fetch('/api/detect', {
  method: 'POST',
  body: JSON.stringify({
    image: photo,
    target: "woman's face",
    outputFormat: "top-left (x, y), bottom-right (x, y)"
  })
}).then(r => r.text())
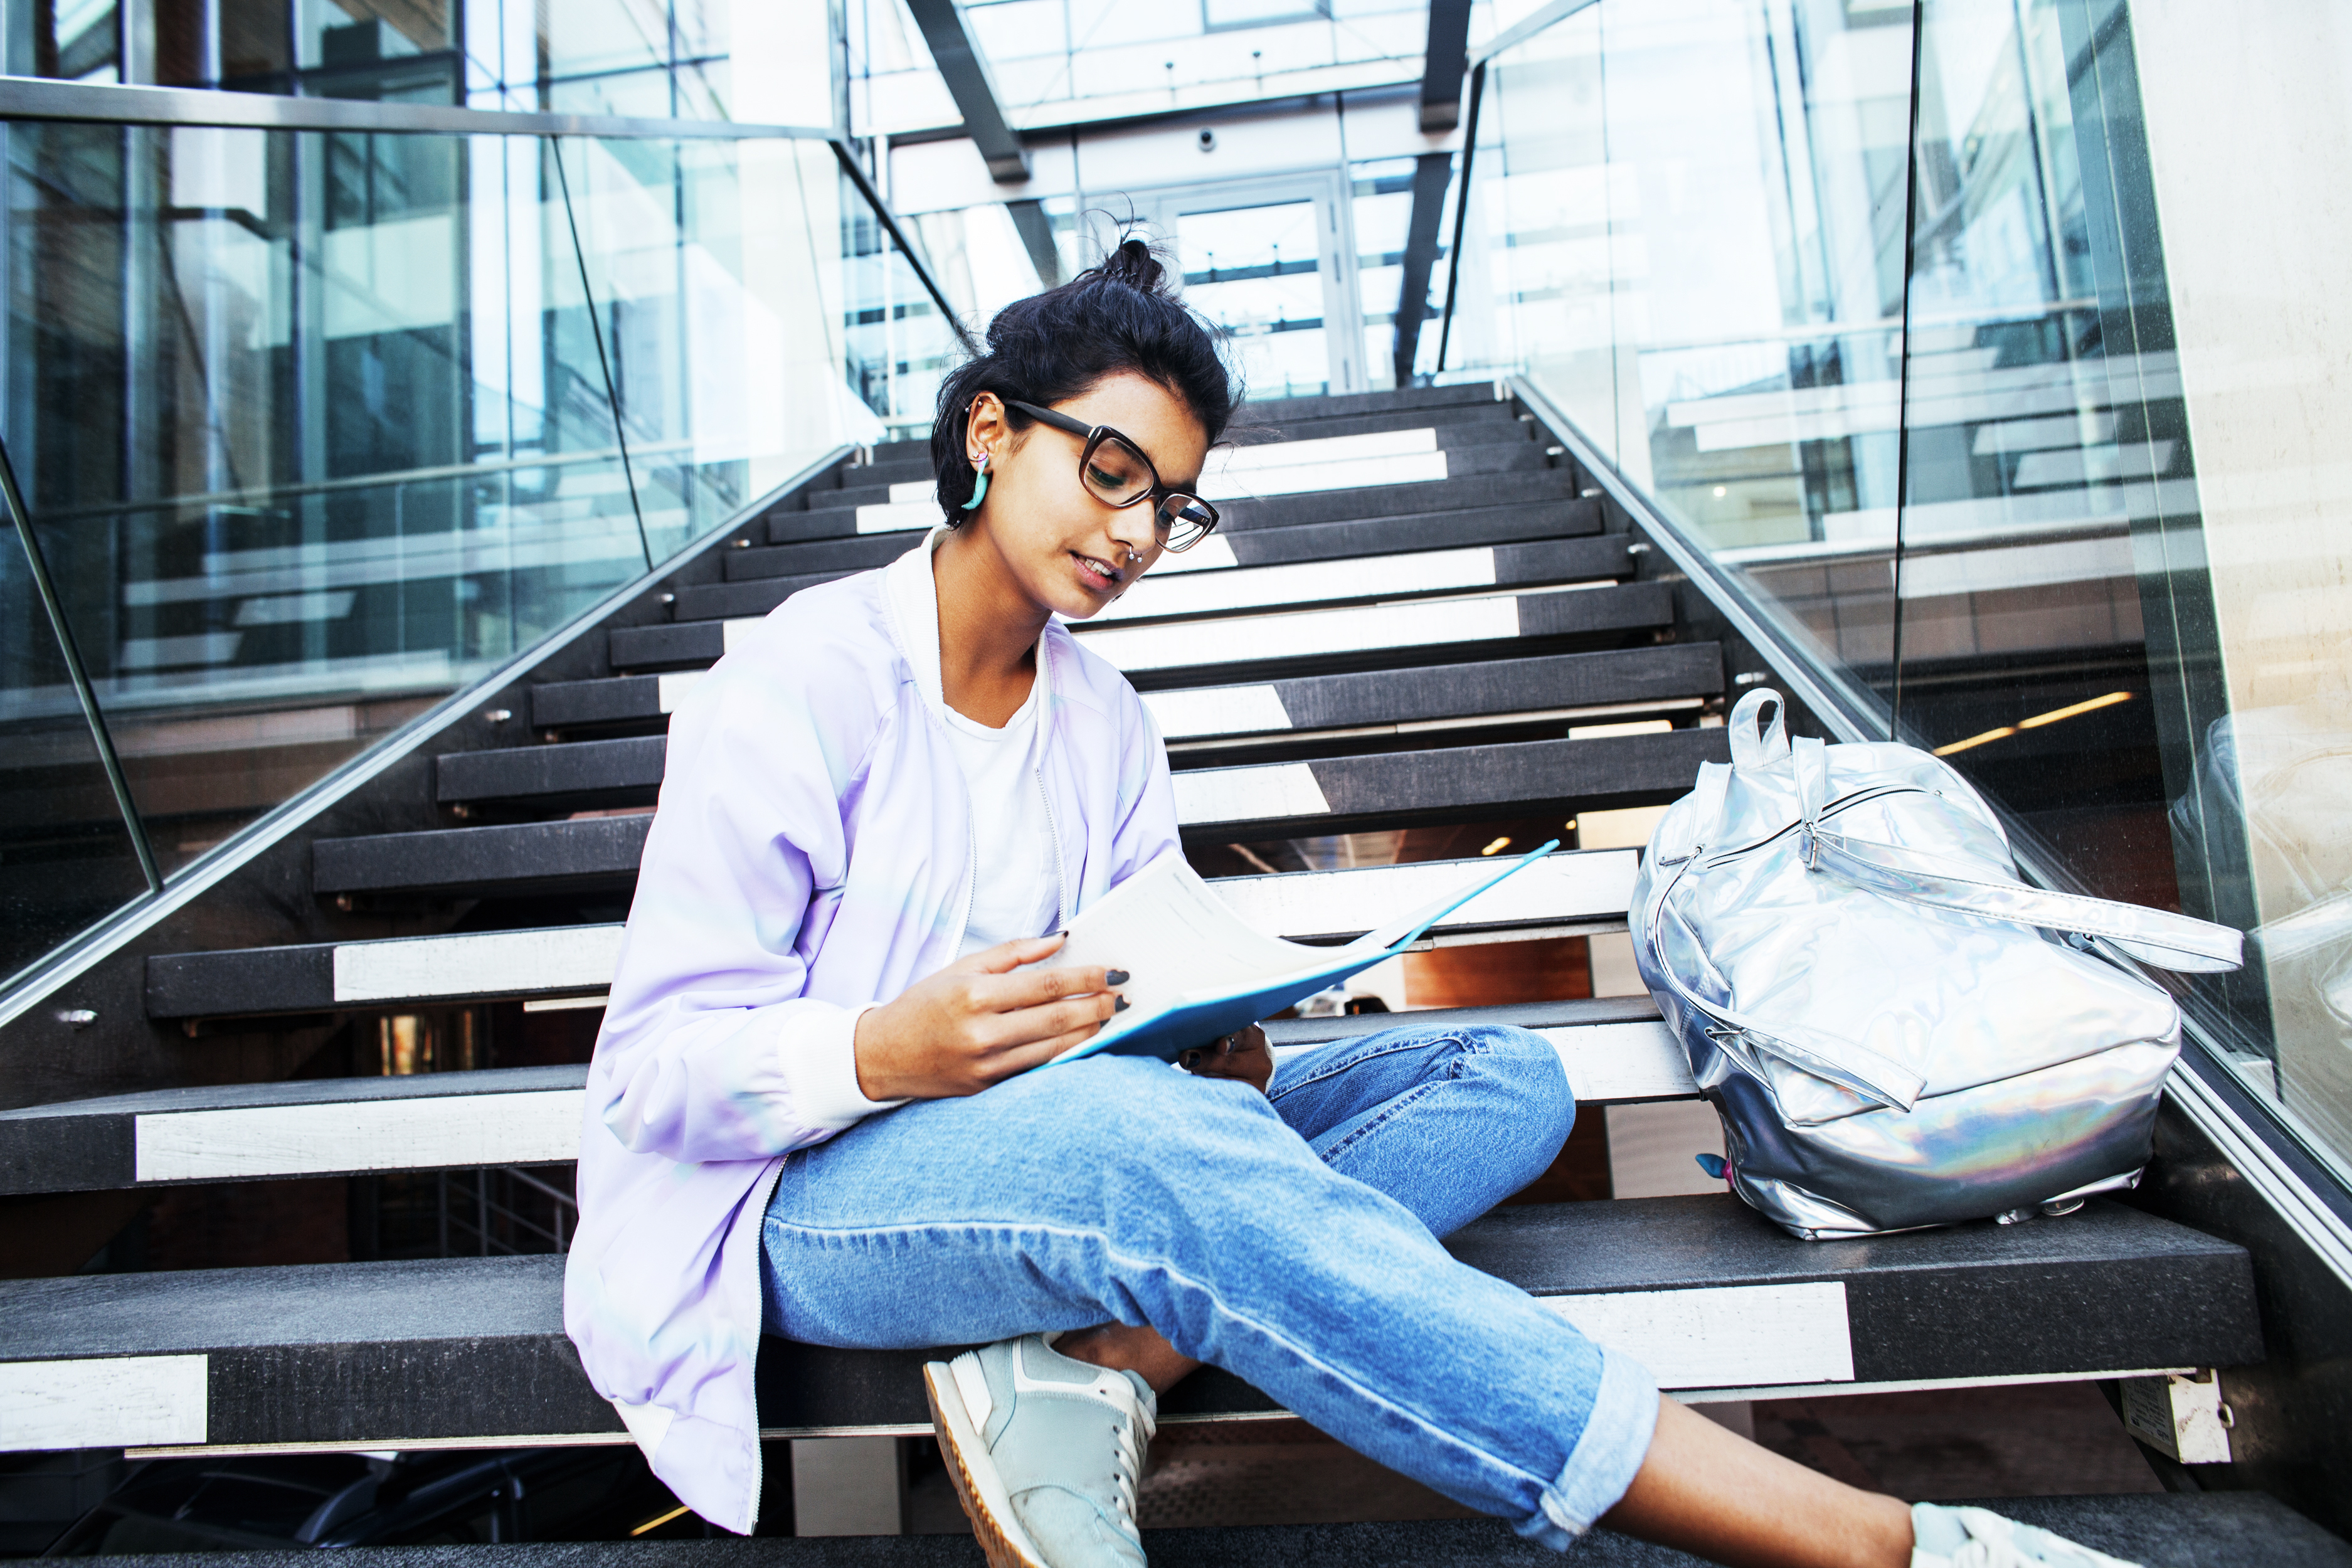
top-left (963, 371), bottom-right (1211, 621)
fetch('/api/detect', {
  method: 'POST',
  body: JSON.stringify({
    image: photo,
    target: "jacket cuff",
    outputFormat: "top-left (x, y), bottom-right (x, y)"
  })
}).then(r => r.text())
top-left (776, 1002), bottom-right (904, 1133)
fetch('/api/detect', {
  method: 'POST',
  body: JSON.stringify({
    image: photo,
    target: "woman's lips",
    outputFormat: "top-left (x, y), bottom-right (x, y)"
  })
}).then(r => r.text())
top-left (1072, 552), bottom-right (1122, 591)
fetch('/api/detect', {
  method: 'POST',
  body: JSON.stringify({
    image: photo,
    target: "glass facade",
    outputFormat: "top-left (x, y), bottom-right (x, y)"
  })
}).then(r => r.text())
top-left (1439, 0), bottom-right (2352, 1187)
top-left (0, 102), bottom-right (934, 988)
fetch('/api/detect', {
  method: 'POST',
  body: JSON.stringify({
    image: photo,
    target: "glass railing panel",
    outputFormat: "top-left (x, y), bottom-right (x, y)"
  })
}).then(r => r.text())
top-left (4, 0), bottom-right (122, 82)
top-left (554, 135), bottom-right (860, 563)
top-left (1456, 0), bottom-right (1915, 717)
top-left (840, 197), bottom-right (960, 443)
top-left (1889, 0), bottom-right (2352, 1184)
top-left (0, 503), bottom-right (154, 984)
top-left (0, 119), bottom-right (850, 883)
top-left (1887, 0), bottom-right (2186, 902)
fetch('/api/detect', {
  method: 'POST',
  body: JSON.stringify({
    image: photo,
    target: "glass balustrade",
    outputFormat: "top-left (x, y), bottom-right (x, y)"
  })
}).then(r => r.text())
top-left (1439, 0), bottom-right (2352, 1189)
top-left (0, 110), bottom-right (921, 990)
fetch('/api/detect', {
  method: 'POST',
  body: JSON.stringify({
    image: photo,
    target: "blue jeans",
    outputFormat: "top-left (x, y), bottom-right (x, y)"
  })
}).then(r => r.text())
top-left (760, 1023), bottom-right (1660, 1547)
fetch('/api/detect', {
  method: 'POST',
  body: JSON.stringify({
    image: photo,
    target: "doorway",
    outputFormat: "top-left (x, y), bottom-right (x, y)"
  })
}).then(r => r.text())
top-left (1120, 172), bottom-right (1366, 401)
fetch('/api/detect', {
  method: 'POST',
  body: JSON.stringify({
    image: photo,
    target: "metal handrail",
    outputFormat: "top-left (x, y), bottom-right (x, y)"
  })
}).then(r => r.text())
top-left (0, 76), bottom-right (833, 141)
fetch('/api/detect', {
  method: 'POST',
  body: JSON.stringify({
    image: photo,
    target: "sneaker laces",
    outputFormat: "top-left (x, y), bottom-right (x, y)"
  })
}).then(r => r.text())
top-left (1105, 1384), bottom-right (1157, 1539)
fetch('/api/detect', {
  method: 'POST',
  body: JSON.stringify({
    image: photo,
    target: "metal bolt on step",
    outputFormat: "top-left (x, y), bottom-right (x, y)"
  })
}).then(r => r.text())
top-left (1734, 671), bottom-right (1771, 686)
top-left (484, 709), bottom-right (512, 724)
top-left (659, 593), bottom-right (675, 605)
top-left (1581, 487), bottom-right (1601, 497)
top-left (450, 803), bottom-right (471, 819)
top-left (1546, 445), bottom-right (1565, 457)
top-left (335, 895), bottom-right (354, 913)
top-left (734, 538), bottom-right (751, 548)
top-left (1626, 543), bottom-right (1651, 555)
top-left (55, 1009), bottom-right (95, 1029)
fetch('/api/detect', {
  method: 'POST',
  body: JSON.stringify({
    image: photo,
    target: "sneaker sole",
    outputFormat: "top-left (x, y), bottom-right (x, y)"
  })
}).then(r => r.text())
top-left (923, 1359), bottom-right (1050, 1568)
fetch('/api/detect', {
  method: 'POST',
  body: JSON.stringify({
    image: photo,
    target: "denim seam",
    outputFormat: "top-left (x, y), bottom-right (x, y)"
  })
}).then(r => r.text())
top-left (761, 1212), bottom-right (1562, 1495)
top-left (1269, 1029), bottom-right (1483, 1102)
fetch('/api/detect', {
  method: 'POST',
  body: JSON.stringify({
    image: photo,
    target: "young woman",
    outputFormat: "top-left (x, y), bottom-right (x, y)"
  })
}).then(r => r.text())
top-left (566, 243), bottom-right (2135, 1568)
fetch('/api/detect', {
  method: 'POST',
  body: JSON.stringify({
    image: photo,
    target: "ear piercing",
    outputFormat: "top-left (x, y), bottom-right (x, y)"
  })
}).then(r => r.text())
top-left (961, 451), bottom-right (990, 511)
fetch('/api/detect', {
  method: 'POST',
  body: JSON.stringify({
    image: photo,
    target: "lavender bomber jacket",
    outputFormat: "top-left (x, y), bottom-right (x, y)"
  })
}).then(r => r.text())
top-left (564, 536), bottom-right (1180, 1532)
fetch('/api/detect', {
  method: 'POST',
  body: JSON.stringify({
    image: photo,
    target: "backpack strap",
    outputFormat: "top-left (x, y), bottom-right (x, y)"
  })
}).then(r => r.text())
top-left (1801, 827), bottom-right (2243, 973)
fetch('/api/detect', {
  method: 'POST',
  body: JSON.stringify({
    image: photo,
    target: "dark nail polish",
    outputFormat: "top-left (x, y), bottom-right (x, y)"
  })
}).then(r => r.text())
top-left (1105, 969), bottom-right (1130, 986)
top-left (1114, 997), bottom-right (1130, 1012)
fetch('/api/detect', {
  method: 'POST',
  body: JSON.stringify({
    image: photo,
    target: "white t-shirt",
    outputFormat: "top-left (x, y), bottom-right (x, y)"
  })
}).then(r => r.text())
top-left (941, 676), bottom-right (1062, 956)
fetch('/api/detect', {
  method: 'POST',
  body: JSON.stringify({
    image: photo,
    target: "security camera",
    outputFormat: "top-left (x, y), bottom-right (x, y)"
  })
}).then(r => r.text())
top-left (1197, 128), bottom-right (1216, 153)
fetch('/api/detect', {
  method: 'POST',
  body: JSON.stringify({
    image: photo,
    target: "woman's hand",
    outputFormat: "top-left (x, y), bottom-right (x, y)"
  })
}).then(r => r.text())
top-left (1178, 1023), bottom-right (1274, 1094)
top-left (853, 935), bottom-right (1124, 1100)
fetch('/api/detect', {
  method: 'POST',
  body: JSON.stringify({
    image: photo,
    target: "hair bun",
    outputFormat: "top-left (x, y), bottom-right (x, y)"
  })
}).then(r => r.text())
top-left (1094, 237), bottom-right (1170, 295)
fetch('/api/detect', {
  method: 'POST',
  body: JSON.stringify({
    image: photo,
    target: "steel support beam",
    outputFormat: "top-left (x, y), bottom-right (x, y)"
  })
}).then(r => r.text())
top-left (1007, 198), bottom-right (1062, 286)
top-left (904, 0), bottom-right (1031, 183)
top-left (1420, 0), bottom-right (1475, 132)
top-left (1391, 152), bottom-right (1456, 385)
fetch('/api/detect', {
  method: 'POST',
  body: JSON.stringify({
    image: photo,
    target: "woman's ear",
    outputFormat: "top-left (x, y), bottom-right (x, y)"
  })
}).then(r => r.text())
top-left (965, 391), bottom-right (1011, 467)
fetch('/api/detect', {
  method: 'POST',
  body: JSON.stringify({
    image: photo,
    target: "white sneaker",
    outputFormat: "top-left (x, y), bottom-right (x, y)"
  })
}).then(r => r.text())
top-left (1912, 1503), bottom-right (2143, 1567)
top-left (924, 1333), bottom-right (1157, 1568)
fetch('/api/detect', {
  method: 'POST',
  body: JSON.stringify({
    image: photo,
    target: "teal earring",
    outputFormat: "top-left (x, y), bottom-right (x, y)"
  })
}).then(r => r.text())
top-left (960, 453), bottom-right (990, 511)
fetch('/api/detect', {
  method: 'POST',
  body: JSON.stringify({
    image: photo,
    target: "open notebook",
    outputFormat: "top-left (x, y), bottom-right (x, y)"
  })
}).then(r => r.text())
top-left (1037, 839), bottom-right (1560, 1067)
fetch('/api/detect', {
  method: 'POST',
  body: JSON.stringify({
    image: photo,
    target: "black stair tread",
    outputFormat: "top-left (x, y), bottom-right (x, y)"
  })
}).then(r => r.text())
top-left (309, 725), bottom-right (1714, 897)
top-left (1117, 581), bottom-right (1675, 690)
top-left (50, 1502), bottom-right (2341, 1568)
top-left (0, 1065), bottom-right (586, 1197)
top-left (530, 672), bottom-right (665, 729)
top-left (0, 1197), bottom-right (2258, 1450)
top-left (438, 737), bottom-right (664, 806)
top-left (1160, 645), bottom-right (1725, 743)
top-left (6, 1004), bottom-right (1688, 1194)
top-left (801, 430), bottom-right (1546, 516)
top-left (1174, 728), bottom-right (1729, 839)
top-left (1223, 403), bottom-right (1539, 444)
top-left (765, 445), bottom-right (1560, 545)
top-left (561, 628), bottom-right (1706, 738)
top-left (689, 530), bottom-right (1623, 627)
top-left (615, 580), bottom-right (1673, 679)
top-left (314, 814), bottom-right (653, 896)
top-left (728, 497), bottom-right (1606, 585)
top-left (767, 467), bottom-right (1590, 545)
top-left (1237, 382), bottom-right (1504, 422)
top-left (147, 849), bottom-right (1651, 1019)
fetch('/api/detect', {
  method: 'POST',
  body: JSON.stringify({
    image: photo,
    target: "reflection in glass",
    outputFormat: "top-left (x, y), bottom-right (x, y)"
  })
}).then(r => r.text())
top-left (1177, 199), bottom-right (1327, 401)
top-left (1442, 0), bottom-right (2352, 1182)
top-left (3, 0), bottom-right (121, 82)
top-left (2, 122), bottom-right (850, 884)
top-left (0, 510), bottom-right (153, 985)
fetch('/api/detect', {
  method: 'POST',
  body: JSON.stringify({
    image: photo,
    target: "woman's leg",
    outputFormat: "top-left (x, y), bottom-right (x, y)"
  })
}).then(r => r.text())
top-left (763, 1053), bottom-right (1655, 1546)
top-left (1264, 1020), bottom-right (1575, 1237)
top-left (1055, 1020), bottom-right (1576, 1387)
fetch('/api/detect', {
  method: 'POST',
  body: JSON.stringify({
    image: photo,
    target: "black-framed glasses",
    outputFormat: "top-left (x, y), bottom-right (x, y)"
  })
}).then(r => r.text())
top-left (1004, 400), bottom-right (1221, 551)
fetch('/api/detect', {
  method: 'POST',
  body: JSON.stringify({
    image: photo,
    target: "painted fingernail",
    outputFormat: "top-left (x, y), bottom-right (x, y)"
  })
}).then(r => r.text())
top-left (1105, 969), bottom-right (1130, 986)
top-left (1114, 997), bottom-right (1130, 1012)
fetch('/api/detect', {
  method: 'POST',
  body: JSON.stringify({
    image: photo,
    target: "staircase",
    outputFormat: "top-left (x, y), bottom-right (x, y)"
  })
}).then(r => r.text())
top-left (0, 385), bottom-right (2271, 1550)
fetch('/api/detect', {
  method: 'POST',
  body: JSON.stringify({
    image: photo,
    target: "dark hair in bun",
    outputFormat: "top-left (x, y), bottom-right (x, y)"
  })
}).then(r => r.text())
top-left (930, 237), bottom-right (1237, 521)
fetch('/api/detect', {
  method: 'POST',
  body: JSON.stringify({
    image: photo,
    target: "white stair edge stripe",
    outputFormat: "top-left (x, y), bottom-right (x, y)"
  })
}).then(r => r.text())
top-left (0, 1356), bottom-right (208, 1451)
top-left (299, 856), bottom-right (1637, 1009)
top-left (1077, 593), bottom-right (1523, 673)
top-left (1549, 1281), bottom-right (1853, 1389)
top-left (1142, 684), bottom-right (1291, 738)
top-left (1210, 428), bottom-right (1437, 475)
top-left (333, 926), bottom-right (628, 1004)
top-left (135, 1089), bottom-right (586, 1183)
top-left (114, 1368), bottom-right (2201, 1456)
top-left (102, 1022), bottom-right (1687, 1185)
top-left (655, 670), bottom-right (704, 713)
top-left (1096, 546), bottom-right (1499, 625)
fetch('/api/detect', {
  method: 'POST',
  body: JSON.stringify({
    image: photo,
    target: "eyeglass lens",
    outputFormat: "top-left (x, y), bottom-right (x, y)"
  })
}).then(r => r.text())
top-left (1079, 432), bottom-right (1215, 550)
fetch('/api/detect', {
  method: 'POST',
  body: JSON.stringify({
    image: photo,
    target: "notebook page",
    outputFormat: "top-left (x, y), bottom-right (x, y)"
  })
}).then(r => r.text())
top-left (1041, 854), bottom-right (1326, 1026)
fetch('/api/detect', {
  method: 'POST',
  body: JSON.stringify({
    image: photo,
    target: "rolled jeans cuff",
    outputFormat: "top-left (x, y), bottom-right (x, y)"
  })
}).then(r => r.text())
top-left (1518, 1349), bottom-right (1660, 1549)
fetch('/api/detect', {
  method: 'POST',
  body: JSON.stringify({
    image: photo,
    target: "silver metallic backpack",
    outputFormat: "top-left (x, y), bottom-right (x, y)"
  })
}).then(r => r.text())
top-left (1629, 690), bottom-right (2243, 1239)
